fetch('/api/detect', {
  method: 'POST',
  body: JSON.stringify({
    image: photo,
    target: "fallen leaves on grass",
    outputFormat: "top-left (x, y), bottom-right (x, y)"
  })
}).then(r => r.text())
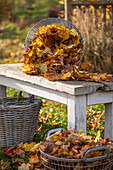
top-left (1, 142), bottom-right (43, 170)
top-left (1, 162), bottom-right (11, 170)
top-left (22, 142), bottom-right (36, 151)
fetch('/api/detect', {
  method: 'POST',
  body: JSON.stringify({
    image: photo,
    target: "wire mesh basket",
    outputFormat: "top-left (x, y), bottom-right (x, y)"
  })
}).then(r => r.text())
top-left (40, 128), bottom-right (113, 170)
top-left (0, 94), bottom-right (42, 147)
top-left (24, 18), bottom-right (85, 65)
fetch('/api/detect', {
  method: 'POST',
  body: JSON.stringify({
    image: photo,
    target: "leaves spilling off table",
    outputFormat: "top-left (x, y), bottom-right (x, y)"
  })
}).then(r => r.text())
top-left (1, 142), bottom-right (43, 169)
top-left (22, 24), bottom-right (113, 82)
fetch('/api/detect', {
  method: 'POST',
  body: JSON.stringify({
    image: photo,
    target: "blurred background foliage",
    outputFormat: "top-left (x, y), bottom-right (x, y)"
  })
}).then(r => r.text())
top-left (0, 0), bottom-right (61, 23)
top-left (0, 0), bottom-right (63, 64)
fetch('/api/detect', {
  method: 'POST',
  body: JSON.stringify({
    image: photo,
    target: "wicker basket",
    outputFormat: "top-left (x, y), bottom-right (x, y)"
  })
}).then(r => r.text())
top-left (0, 95), bottom-right (42, 147)
top-left (24, 18), bottom-right (85, 65)
top-left (40, 147), bottom-right (113, 170)
top-left (40, 128), bottom-right (113, 170)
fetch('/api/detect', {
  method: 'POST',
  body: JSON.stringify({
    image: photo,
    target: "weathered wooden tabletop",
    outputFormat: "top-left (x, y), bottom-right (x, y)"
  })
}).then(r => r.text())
top-left (0, 63), bottom-right (113, 96)
top-left (1, 63), bottom-right (113, 139)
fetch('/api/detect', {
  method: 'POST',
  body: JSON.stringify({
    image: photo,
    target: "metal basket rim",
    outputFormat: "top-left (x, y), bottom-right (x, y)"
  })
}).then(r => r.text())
top-left (39, 147), bottom-right (113, 163)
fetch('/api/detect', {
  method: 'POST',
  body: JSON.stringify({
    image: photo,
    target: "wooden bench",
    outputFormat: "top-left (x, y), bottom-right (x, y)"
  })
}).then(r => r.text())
top-left (0, 63), bottom-right (113, 139)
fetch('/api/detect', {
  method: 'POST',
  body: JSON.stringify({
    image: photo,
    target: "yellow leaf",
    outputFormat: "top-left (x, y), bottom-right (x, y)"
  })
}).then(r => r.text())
top-left (36, 48), bottom-right (43, 55)
top-left (36, 37), bottom-right (43, 47)
top-left (14, 38), bottom-right (19, 43)
top-left (28, 51), bottom-right (34, 58)
top-left (70, 28), bottom-right (78, 37)
top-left (59, 0), bottom-right (64, 4)
top-left (36, 26), bottom-right (46, 35)
top-left (62, 72), bottom-right (72, 81)
top-left (78, 129), bottom-right (83, 134)
top-left (4, 58), bottom-right (12, 63)
top-left (106, 13), bottom-right (110, 20)
top-left (22, 142), bottom-right (36, 151)
top-left (29, 154), bottom-right (39, 164)
top-left (39, 109), bottom-right (43, 115)
top-left (52, 121), bottom-right (57, 125)
top-left (95, 130), bottom-right (101, 142)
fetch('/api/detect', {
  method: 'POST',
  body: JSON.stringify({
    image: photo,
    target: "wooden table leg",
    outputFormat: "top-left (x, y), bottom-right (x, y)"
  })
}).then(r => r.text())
top-left (0, 85), bottom-right (6, 97)
top-left (105, 103), bottom-right (113, 140)
top-left (24, 92), bottom-right (30, 97)
top-left (67, 94), bottom-right (87, 133)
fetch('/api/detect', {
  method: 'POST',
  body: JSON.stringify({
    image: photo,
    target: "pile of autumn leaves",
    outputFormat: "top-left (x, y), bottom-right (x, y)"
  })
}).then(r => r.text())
top-left (22, 24), bottom-right (83, 81)
top-left (1, 128), bottom-right (113, 169)
top-left (22, 23), bottom-right (112, 82)
top-left (1, 142), bottom-right (42, 169)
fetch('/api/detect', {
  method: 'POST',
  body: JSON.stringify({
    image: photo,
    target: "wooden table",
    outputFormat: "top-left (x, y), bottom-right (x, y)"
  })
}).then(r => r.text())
top-left (0, 63), bottom-right (113, 139)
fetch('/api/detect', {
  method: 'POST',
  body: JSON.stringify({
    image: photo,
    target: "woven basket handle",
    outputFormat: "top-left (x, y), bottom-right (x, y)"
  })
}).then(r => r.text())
top-left (17, 91), bottom-right (35, 103)
top-left (28, 94), bottom-right (35, 103)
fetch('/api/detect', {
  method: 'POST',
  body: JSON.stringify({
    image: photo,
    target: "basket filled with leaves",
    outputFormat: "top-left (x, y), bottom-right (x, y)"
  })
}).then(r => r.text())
top-left (22, 18), bottom-right (113, 82)
top-left (0, 93), bottom-right (42, 147)
top-left (22, 18), bottom-right (85, 81)
top-left (39, 128), bottom-right (113, 170)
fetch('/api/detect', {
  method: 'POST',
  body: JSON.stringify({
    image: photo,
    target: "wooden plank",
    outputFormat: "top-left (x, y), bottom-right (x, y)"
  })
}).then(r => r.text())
top-left (103, 5), bottom-right (106, 42)
top-left (74, 82), bottom-right (103, 95)
top-left (65, 0), bottom-right (72, 21)
top-left (71, 1), bottom-right (113, 6)
top-left (0, 85), bottom-right (6, 97)
top-left (105, 103), bottom-right (113, 140)
top-left (76, 6), bottom-right (81, 29)
top-left (0, 75), bottom-right (68, 105)
top-left (100, 81), bottom-right (113, 91)
top-left (93, 6), bottom-right (98, 29)
top-left (112, 5), bottom-right (113, 26)
top-left (0, 64), bottom-right (104, 96)
top-left (111, 6), bottom-right (113, 71)
top-left (67, 94), bottom-right (86, 132)
top-left (87, 92), bottom-right (113, 106)
top-left (0, 64), bottom-right (75, 95)
top-left (85, 6), bottom-right (90, 44)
